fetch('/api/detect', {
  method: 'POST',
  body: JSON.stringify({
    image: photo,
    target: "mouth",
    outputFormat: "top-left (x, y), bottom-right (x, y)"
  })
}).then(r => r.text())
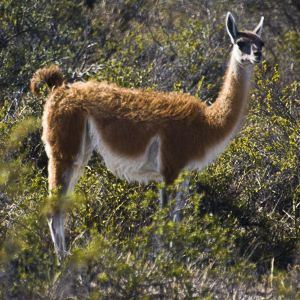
top-left (250, 55), bottom-right (263, 65)
top-left (250, 58), bottom-right (263, 65)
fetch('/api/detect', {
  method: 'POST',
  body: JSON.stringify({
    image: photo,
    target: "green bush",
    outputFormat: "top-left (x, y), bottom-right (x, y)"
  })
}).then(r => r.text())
top-left (1, 0), bottom-right (300, 298)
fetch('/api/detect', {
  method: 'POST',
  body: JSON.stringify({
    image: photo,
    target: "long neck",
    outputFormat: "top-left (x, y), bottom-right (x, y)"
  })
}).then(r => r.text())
top-left (205, 53), bottom-right (254, 141)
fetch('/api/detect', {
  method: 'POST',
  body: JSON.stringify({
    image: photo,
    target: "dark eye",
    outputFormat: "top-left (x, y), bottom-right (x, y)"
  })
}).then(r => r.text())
top-left (237, 41), bottom-right (246, 49)
top-left (260, 41), bottom-right (265, 48)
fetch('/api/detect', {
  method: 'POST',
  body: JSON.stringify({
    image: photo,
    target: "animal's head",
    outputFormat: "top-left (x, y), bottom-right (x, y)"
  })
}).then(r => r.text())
top-left (226, 12), bottom-right (264, 66)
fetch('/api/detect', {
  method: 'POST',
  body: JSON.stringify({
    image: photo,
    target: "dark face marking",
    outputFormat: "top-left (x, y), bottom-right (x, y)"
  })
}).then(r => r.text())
top-left (237, 41), bottom-right (251, 54)
top-left (235, 32), bottom-right (265, 65)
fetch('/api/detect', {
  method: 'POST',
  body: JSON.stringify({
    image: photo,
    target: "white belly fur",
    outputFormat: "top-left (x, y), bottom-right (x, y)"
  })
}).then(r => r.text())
top-left (88, 118), bottom-right (163, 183)
top-left (88, 118), bottom-right (237, 184)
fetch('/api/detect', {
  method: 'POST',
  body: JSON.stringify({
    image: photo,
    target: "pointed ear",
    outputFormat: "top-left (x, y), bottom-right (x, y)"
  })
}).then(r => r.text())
top-left (254, 16), bottom-right (264, 37)
top-left (226, 12), bottom-right (238, 44)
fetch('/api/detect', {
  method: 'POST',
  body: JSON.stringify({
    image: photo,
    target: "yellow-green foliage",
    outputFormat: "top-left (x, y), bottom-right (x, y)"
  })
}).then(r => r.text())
top-left (1, 0), bottom-right (300, 298)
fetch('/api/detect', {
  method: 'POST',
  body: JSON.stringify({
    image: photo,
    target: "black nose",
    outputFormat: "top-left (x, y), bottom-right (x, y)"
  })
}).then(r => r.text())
top-left (254, 51), bottom-right (262, 59)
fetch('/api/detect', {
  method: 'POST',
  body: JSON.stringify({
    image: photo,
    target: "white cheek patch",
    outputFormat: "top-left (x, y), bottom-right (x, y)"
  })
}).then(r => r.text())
top-left (88, 118), bottom-right (163, 183)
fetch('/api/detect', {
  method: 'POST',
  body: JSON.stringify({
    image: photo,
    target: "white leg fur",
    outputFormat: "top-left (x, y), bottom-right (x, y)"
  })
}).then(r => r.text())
top-left (48, 124), bottom-right (93, 261)
top-left (48, 213), bottom-right (66, 262)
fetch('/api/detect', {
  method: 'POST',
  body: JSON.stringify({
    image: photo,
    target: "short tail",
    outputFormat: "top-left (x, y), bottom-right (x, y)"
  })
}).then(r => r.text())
top-left (30, 65), bottom-right (64, 97)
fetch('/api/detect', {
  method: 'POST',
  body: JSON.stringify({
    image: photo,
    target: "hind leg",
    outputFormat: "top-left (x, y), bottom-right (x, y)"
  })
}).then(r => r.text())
top-left (48, 209), bottom-right (66, 262)
top-left (47, 156), bottom-right (71, 261)
top-left (47, 130), bottom-right (93, 262)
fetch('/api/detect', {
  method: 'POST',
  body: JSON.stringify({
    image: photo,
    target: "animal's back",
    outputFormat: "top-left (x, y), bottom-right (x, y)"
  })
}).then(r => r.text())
top-left (62, 80), bottom-right (206, 123)
top-left (33, 66), bottom-right (209, 184)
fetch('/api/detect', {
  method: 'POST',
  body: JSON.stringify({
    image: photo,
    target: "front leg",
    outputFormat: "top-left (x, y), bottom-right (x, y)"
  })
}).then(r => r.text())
top-left (173, 176), bottom-right (190, 222)
top-left (159, 188), bottom-right (169, 209)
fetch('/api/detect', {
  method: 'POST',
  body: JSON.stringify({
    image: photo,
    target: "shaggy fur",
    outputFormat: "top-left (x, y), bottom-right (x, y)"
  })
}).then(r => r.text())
top-left (30, 65), bottom-right (64, 97)
top-left (32, 65), bottom-right (253, 186)
top-left (30, 12), bottom-right (264, 260)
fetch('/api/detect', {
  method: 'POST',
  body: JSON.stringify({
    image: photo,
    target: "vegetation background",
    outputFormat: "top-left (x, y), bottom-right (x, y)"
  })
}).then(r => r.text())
top-left (1, 0), bottom-right (300, 299)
